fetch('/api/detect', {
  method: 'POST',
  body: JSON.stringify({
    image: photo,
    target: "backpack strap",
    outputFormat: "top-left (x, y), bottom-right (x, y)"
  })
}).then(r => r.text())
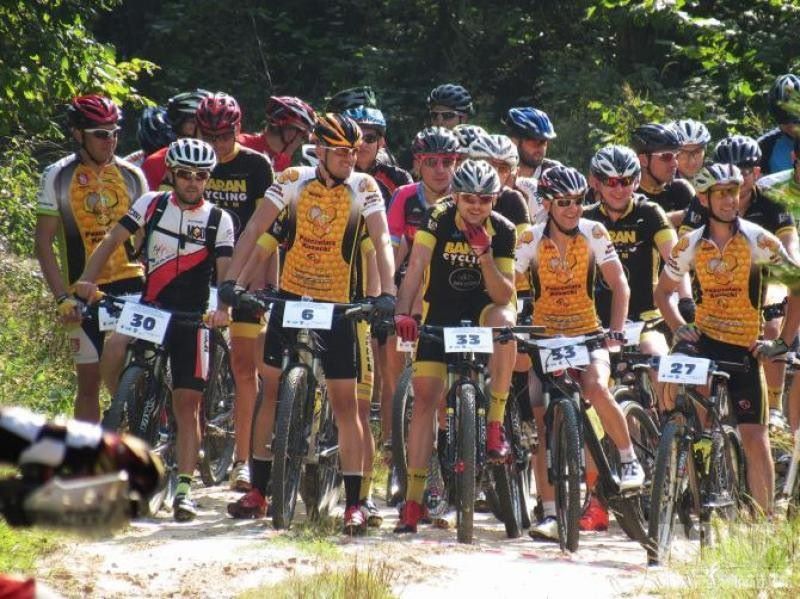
top-left (205, 205), bottom-right (222, 253)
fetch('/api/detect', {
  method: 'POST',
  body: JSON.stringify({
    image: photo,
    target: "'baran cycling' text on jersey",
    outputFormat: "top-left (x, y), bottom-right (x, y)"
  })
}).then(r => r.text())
top-left (120, 192), bottom-right (234, 311)
top-left (665, 219), bottom-right (790, 347)
top-left (264, 166), bottom-right (385, 303)
top-left (37, 154), bottom-right (146, 286)
top-left (515, 218), bottom-right (620, 336)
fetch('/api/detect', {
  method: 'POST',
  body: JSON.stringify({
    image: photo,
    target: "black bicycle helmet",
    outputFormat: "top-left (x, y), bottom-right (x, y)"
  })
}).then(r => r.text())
top-left (411, 127), bottom-right (460, 155)
top-left (326, 86), bottom-right (378, 112)
top-left (630, 123), bottom-right (683, 154)
top-left (136, 106), bottom-right (176, 155)
top-left (427, 84), bottom-right (473, 114)
top-left (166, 89), bottom-right (211, 128)
top-left (712, 135), bottom-right (762, 167)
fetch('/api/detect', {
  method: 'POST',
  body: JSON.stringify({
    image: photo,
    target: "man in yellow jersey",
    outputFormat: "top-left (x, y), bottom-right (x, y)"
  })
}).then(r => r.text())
top-left (35, 95), bottom-right (147, 422)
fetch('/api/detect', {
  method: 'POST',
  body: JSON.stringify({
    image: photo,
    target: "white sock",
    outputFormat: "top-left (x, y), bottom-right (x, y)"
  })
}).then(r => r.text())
top-left (619, 445), bottom-right (636, 463)
top-left (543, 500), bottom-right (556, 518)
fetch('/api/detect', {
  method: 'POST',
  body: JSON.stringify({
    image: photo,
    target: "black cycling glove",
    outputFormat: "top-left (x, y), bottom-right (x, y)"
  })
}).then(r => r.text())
top-left (218, 280), bottom-right (243, 308)
top-left (678, 297), bottom-right (696, 323)
top-left (371, 293), bottom-right (396, 325)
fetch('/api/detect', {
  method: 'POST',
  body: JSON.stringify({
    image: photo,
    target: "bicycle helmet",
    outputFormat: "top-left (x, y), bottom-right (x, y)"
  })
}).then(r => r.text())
top-left (165, 138), bottom-right (217, 171)
top-left (671, 119), bottom-right (711, 146)
top-left (452, 159), bottom-right (501, 194)
top-left (467, 134), bottom-right (519, 166)
top-left (326, 86), bottom-right (378, 112)
top-left (166, 89), bottom-right (210, 128)
top-left (265, 96), bottom-right (316, 132)
top-left (67, 95), bottom-right (121, 129)
top-left (538, 165), bottom-right (588, 200)
top-left (427, 84), bottom-right (473, 114)
top-left (502, 107), bottom-right (556, 140)
top-left (630, 123), bottom-right (683, 154)
top-left (768, 73), bottom-right (800, 124)
top-left (589, 145), bottom-right (641, 178)
top-left (411, 127), bottom-right (460, 155)
top-left (136, 107), bottom-right (176, 155)
top-left (692, 163), bottom-right (743, 193)
top-left (342, 106), bottom-right (387, 134)
top-left (453, 124), bottom-right (488, 149)
top-left (712, 135), bottom-right (762, 167)
top-left (196, 92), bottom-right (242, 133)
top-left (313, 113), bottom-right (363, 148)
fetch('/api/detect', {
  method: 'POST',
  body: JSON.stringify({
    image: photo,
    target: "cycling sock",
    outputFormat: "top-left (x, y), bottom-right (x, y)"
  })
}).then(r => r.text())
top-left (343, 473), bottom-right (363, 509)
top-left (406, 467), bottom-right (428, 504)
top-left (767, 386), bottom-right (783, 411)
top-left (543, 500), bottom-right (556, 518)
top-left (176, 474), bottom-right (192, 498)
top-left (488, 390), bottom-right (509, 424)
top-left (359, 471), bottom-right (373, 501)
top-left (618, 445), bottom-right (636, 463)
top-left (586, 470), bottom-right (599, 491)
top-left (250, 458), bottom-right (271, 496)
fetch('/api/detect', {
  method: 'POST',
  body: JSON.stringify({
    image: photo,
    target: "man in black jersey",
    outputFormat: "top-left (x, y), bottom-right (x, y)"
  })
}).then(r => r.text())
top-left (196, 92), bottom-right (275, 492)
top-left (631, 123), bottom-right (695, 227)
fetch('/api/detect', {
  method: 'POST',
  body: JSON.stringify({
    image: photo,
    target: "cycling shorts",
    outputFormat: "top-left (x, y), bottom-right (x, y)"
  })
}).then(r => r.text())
top-left (69, 277), bottom-right (143, 365)
top-left (230, 305), bottom-right (266, 339)
top-left (164, 321), bottom-right (209, 392)
top-left (356, 320), bottom-right (374, 402)
top-left (262, 296), bottom-right (358, 380)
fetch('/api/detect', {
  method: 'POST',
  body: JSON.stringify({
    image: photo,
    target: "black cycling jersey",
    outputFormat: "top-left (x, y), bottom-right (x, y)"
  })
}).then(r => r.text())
top-left (638, 178), bottom-right (694, 213)
top-left (204, 144), bottom-right (273, 241)
top-left (679, 187), bottom-right (796, 237)
top-left (493, 187), bottom-right (530, 232)
top-left (369, 162), bottom-right (413, 207)
top-left (583, 195), bottom-right (673, 324)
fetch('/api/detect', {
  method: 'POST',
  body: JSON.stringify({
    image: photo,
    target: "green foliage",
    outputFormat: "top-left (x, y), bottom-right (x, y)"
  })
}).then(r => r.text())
top-left (0, 138), bottom-right (43, 256)
top-left (0, 519), bottom-right (59, 574)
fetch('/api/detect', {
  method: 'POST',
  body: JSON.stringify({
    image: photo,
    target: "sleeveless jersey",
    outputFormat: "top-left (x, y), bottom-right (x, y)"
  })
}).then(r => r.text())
top-left (37, 154), bottom-right (146, 286)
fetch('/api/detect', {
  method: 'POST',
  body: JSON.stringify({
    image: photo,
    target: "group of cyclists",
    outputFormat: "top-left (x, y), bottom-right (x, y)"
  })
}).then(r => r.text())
top-left (27, 71), bottom-right (800, 545)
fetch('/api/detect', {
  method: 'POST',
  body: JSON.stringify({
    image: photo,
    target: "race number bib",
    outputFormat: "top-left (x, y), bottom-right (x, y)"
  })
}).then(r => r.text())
top-left (115, 302), bottom-right (171, 344)
top-left (99, 294), bottom-right (142, 332)
top-left (282, 301), bottom-right (334, 330)
top-left (657, 355), bottom-right (710, 385)
top-left (443, 327), bottom-right (494, 354)
top-left (537, 337), bottom-right (590, 372)
top-left (623, 321), bottom-right (646, 346)
top-left (396, 337), bottom-right (416, 353)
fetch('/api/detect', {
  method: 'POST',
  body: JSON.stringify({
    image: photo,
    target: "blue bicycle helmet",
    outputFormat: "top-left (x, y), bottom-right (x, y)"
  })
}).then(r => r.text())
top-left (503, 107), bottom-right (557, 140)
top-left (342, 106), bottom-right (387, 134)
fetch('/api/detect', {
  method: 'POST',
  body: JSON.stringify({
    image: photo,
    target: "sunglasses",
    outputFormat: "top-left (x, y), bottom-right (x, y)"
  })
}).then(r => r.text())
top-left (553, 197), bottom-right (584, 208)
top-left (489, 161), bottom-right (513, 175)
top-left (362, 133), bottom-right (381, 144)
top-left (84, 127), bottom-right (121, 140)
top-left (651, 151), bottom-right (677, 162)
top-left (174, 169), bottom-right (212, 181)
top-left (421, 155), bottom-right (458, 168)
top-left (601, 175), bottom-right (637, 188)
top-left (709, 185), bottom-right (740, 199)
top-left (458, 193), bottom-right (496, 205)
top-left (200, 130), bottom-right (235, 143)
top-left (321, 145), bottom-right (358, 157)
top-left (430, 110), bottom-right (462, 121)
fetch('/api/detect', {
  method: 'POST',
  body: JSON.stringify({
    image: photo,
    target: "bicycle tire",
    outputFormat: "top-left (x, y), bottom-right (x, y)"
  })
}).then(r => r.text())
top-left (305, 390), bottom-right (342, 520)
top-left (551, 398), bottom-right (582, 552)
top-left (723, 426), bottom-right (747, 509)
top-left (455, 383), bottom-right (476, 544)
top-left (701, 425), bottom-right (741, 541)
top-left (647, 419), bottom-right (684, 565)
top-left (491, 398), bottom-right (524, 538)
top-left (390, 364), bottom-right (414, 500)
top-left (103, 381), bottom-right (131, 433)
top-left (199, 335), bottom-right (236, 486)
top-left (271, 367), bottom-right (309, 529)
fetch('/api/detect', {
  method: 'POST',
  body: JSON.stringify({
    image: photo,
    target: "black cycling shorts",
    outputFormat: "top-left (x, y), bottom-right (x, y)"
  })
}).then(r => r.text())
top-left (164, 321), bottom-right (209, 392)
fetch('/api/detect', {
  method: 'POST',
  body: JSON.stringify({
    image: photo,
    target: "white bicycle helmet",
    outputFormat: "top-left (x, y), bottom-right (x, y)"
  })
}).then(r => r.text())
top-left (165, 138), bottom-right (217, 171)
top-left (589, 145), bottom-right (641, 178)
top-left (467, 133), bottom-right (519, 166)
top-left (452, 159), bottom-right (501, 194)
top-left (692, 163), bottom-right (743, 193)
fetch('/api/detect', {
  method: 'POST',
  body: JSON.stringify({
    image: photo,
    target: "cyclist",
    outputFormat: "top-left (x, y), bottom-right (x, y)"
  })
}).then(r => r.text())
top-left (74, 138), bottom-right (234, 522)
top-left (141, 89), bottom-right (210, 191)
top-left (453, 123), bottom-right (488, 152)
top-left (326, 85), bottom-right (379, 112)
top-left (124, 106), bottom-right (176, 168)
top-left (515, 166), bottom-right (644, 541)
top-left (393, 160), bottom-right (518, 533)
top-left (683, 136), bottom-right (799, 430)
top-left (672, 119), bottom-right (711, 180)
top-left (221, 113), bottom-right (396, 535)
top-left (35, 94), bottom-right (147, 423)
top-left (196, 92), bottom-right (276, 492)
top-left (631, 123), bottom-right (694, 227)
top-left (654, 163), bottom-right (800, 514)
top-left (582, 145), bottom-right (678, 530)
top-left (239, 95), bottom-right (316, 173)
top-left (759, 73), bottom-right (800, 175)
top-left (428, 83), bottom-right (473, 129)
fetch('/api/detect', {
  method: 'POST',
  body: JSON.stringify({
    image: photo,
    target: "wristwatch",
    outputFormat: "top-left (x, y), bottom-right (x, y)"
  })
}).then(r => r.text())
top-left (606, 330), bottom-right (625, 342)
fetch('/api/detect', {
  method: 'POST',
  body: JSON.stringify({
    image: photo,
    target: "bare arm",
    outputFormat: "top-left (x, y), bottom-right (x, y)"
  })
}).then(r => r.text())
top-left (655, 233), bottom-right (692, 300)
top-left (34, 215), bottom-right (68, 299)
top-left (223, 200), bottom-right (280, 283)
top-left (365, 211), bottom-right (396, 296)
top-left (653, 272), bottom-right (683, 333)
top-left (598, 259), bottom-right (630, 332)
top-left (365, 247), bottom-right (381, 298)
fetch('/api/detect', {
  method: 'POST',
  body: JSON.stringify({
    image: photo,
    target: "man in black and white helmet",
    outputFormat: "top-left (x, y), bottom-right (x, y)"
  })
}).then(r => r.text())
top-left (671, 118), bottom-right (711, 180)
top-left (427, 83), bottom-right (474, 129)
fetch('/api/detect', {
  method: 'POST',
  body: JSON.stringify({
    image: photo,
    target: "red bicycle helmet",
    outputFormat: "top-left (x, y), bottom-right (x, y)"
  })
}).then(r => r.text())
top-left (196, 92), bottom-right (242, 133)
top-left (67, 94), bottom-right (121, 129)
top-left (266, 96), bottom-right (316, 132)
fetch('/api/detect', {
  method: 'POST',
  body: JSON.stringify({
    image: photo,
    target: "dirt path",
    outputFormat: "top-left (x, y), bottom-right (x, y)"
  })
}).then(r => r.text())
top-left (35, 484), bottom-right (686, 598)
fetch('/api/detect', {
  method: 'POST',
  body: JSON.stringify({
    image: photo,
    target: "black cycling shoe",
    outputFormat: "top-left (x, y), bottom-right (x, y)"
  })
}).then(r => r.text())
top-left (173, 494), bottom-right (198, 522)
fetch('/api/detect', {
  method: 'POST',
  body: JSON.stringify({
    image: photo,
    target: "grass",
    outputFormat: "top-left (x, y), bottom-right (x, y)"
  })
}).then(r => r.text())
top-left (238, 557), bottom-right (398, 599)
top-left (656, 516), bottom-right (800, 598)
top-left (0, 520), bottom-right (60, 573)
top-left (269, 515), bottom-right (342, 560)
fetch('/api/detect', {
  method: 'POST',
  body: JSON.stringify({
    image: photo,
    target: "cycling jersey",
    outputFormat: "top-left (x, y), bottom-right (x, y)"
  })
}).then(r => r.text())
top-left (514, 176), bottom-right (539, 222)
top-left (494, 187), bottom-right (531, 234)
top-left (387, 182), bottom-right (439, 248)
top-left (638, 178), bottom-right (695, 213)
top-left (123, 149), bottom-right (146, 168)
top-left (205, 144), bottom-right (273, 240)
top-left (120, 191), bottom-right (234, 311)
top-left (515, 218), bottom-right (620, 336)
top-left (140, 146), bottom-right (169, 191)
top-left (238, 131), bottom-right (290, 172)
top-left (680, 186), bottom-right (795, 237)
top-left (584, 195), bottom-right (674, 324)
top-left (757, 128), bottom-right (796, 175)
top-left (368, 162), bottom-right (413, 207)
top-left (262, 166), bottom-right (385, 303)
top-left (37, 154), bottom-right (146, 286)
top-left (665, 218), bottom-right (789, 347)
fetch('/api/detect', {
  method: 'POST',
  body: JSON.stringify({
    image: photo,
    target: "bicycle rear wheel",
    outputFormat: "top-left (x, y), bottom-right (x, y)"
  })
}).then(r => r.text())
top-left (271, 367), bottom-right (309, 529)
top-left (390, 364), bottom-right (414, 501)
top-left (647, 419), bottom-right (685, 565)
top-left (551, 398), bottom-right (582, 552)
top-left (199, 333), bottom-right (236, 486)
top-left (455, 383), bottom-right (476, 544)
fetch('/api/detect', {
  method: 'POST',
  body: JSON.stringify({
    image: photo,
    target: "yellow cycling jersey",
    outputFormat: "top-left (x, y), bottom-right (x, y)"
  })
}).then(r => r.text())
top-left (515, 218), bottom-right (620, 336)
top-left (665, 218), bottom-right (790, 347)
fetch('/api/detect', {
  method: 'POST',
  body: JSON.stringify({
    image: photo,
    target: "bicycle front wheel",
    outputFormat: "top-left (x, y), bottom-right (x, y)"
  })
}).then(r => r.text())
top-left (550, 398), bottom-right (582, 552)
top-left (390, 364), bottom-right (414, 501)
top-left (455, 383), bottom-right (476, 544)
top-left (647, 419), bottom-right (685, 565)
top-left (199, 334), bottom-right (236, 486)
top-left (490, 397), bottom-right (524, 538)
top-left (271, 367), bottom-right (309, 529)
